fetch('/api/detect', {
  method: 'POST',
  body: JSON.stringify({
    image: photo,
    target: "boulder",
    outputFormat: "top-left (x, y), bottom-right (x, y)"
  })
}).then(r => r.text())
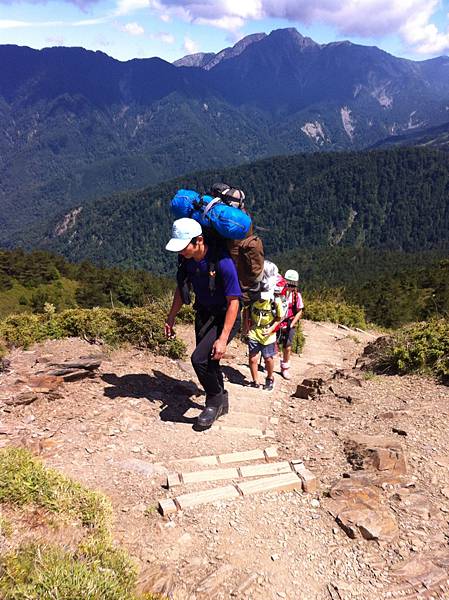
top-left (292, 384), bottom-right (317, 399)
top-left (344, 434), bottom-right (408, 475)
top-left (336, 505), bottom-right (398, 542)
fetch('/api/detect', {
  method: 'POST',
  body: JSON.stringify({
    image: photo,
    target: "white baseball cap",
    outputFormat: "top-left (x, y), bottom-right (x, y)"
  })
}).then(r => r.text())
top-left (165, 218), bottom-right (202, 252)
top-left (284, 269), bottom-right (299, 284)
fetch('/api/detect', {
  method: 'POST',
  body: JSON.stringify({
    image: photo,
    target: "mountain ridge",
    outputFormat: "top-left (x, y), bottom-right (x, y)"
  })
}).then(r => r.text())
top-left (2, 28), bottom-right (449, 245)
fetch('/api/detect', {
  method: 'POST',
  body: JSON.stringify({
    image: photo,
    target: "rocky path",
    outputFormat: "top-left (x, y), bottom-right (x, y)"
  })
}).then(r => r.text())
top-left (1, 321), bottom-right (449, 599)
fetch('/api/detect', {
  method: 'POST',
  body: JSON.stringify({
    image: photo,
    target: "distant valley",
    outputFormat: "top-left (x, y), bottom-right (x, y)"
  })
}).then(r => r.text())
top-left (2, 28), bottom-right (449, 245)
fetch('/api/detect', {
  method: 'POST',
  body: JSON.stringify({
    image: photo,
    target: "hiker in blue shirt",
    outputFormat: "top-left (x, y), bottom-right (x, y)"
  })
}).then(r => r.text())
top-left (165, 218), bottom-right (241, 428)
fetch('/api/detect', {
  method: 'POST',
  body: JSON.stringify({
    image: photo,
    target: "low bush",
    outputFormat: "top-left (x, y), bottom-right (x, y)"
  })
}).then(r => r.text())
top-left (0, 305), bottom-right (185, 359)
top-left (304, 294), bottom-right (366, 329)
top-left (363, 318), bottom-right (449, 380)
top-left (0, 447), bottom-right (111, 533)
top-left (291, 323), bottom-right (306, 354)
top-left (0, 448), bottom-right (161, 600)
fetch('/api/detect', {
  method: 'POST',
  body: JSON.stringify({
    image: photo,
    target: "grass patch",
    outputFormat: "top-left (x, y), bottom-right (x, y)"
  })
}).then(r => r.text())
top-left (0, 305), bottom-right (186, 359)
top-left (363, 318), bottom-right (449, 380)
top-left (0, 447), bottom-right (111, 533)
top-left (0, 542), bottom-right (161, 600)
top-left (0, 448), bottom-right (162, 600)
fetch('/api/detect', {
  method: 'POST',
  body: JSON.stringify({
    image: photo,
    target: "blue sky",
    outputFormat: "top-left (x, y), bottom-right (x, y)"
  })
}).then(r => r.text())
top-left (1, 0), bottom-right (449, 63)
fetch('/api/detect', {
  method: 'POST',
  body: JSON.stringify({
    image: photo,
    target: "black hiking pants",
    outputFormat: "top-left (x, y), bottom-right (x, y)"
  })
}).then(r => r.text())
top-left (191, 305), bottom-right (241, 407)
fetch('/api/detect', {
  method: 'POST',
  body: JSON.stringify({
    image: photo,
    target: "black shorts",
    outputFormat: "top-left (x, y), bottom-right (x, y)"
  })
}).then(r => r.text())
top-left (277, 325), bottom-right (296, 348)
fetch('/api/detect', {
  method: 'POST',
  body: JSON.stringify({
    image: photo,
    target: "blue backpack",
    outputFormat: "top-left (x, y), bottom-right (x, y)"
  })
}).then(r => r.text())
top-left (171, 189), bottom-right (251, 240)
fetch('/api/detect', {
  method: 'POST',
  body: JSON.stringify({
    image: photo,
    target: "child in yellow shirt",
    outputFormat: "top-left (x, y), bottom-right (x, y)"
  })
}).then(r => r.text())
top-left (247, 290), bottom-right (283, 391)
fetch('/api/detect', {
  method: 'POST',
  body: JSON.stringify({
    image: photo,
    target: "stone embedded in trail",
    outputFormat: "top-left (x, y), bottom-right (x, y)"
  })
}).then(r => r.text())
top-left (27, 374), bottom-right (63, 392)
top-left (0, 357), bottom-right (10, 372)
top-left (386, 551), bottom-right (449, 597)
top-left (391, 490), bottom-right (437, 520)
top-left (335, 505), bottom-right (398, 542)
top-left (292, 383), bottom-right (317, 399)
top-left (344, 434), bottom-right (408, 475)
top-left (328, 476), bottom-right (398, 542)
top-left (329, 477), bottom-right (381, 507)
top-left (41, 356), bottom-right (102, 381)
top-left (332, 368), bottom-right (363, 387)
top-left (48, 357), bottom-right (102, 371)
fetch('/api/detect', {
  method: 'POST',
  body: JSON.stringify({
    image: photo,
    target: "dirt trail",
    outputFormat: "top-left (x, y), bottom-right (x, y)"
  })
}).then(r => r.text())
top-left (1, 321), bottom-right (449, 599)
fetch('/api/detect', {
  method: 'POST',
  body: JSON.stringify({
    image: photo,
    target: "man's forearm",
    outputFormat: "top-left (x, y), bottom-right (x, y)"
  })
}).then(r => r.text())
top-left (219, 297), bottom-right (240, 343)
top-left (167, 287), bottom-right (183, 323)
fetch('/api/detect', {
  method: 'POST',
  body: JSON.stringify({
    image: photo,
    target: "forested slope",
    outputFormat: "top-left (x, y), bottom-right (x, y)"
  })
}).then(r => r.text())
top-left (37, 147), bottom-right (449, 275)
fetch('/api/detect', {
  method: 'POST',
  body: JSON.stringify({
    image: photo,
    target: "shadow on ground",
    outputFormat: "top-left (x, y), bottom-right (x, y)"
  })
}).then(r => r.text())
top-left (102, 371), bottom-right (204, 425)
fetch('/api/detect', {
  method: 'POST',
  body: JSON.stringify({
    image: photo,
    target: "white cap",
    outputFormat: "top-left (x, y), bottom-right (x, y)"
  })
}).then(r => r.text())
top-left (165, 218), bottom-right (202, 252)
top-left (284, 269), bottom-right (299, 284)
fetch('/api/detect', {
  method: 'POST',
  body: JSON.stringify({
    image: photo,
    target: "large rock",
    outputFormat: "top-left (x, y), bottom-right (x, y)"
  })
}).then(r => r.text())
top-left (327, 476), bottom-right (398, 542)
top-left (386, 551), bottom-right (449, 597)
top-left (344, 434), bottom-right (408, 475)
top-left (335, 505), bottom-right (398, 542)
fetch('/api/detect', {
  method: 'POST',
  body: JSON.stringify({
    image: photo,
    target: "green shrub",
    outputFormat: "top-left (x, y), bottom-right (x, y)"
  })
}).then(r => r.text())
top-left (0, 542), bottom-right (161, 600)
top-left (304, 294), bottom-right (366, 328)
top-left (0, 448), bottom-right (162, 600)
top-left (365, 318), bottom-right (449, 380)
top-left (291, 323), bottom-right (306, 354)
top-left (0, 306), bottom-right (186, 358)
top-left (390, 318), bottom-right (449, 378)
top-left (0, 447), bottom-right (111, 533)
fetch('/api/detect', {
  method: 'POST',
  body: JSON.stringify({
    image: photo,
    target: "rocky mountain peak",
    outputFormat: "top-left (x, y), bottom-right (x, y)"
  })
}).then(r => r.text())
top-left (267, 27), bottom-right (319, 49)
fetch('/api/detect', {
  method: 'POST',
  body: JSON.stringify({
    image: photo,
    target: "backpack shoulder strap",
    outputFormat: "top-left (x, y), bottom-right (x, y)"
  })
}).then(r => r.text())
top-left (292, 290), bottom-right (299, 315)
top-left (205, 236), bottom-right (227, 296)
top-left (176, 256), bottom-right (192, 305)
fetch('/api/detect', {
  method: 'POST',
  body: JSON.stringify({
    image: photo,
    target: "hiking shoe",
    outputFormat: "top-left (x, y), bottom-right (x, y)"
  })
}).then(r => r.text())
top-left (197, 404), bottom-right (226, 429)
top-left (263, 377), bottom-right (274, 392)
top-left (248, 381), bottom-right (260, 389)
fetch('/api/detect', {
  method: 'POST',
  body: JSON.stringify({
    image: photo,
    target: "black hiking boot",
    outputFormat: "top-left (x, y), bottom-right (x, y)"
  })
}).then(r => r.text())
top-left (263, 377), bottom-right (274, 392)
top-left (196, 391), bottom-right (228, 429)
top-left (197, 404), bottom-right (226, 428)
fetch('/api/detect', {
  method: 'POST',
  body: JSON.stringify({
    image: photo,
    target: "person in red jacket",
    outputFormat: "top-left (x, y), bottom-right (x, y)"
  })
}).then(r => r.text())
top-left (277, 269), bottom-right (304, 379)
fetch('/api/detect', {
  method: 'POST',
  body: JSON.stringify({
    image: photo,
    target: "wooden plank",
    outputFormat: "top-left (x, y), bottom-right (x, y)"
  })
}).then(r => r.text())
top-left (212, 424), bottom-right (267, 436)
top-left (177, 455), bottom-right (218, 466)
top-left (176, 485), bottom-right (240, 510)
top-left (293, 463), bottom-right (318, 493)
top-left (175, 447), bottom-right (277, 467)
top-left (264, 446), bottom-right (279, 459)
top-left (240, 461), bottom-right (291, 478)
top-left (182, 467), bottom-right (239, 485)
top-left (166, 473), bottom-right (182, 488)
top-left (218, 448), bottom-right (265, 464)
top-left (158, 498), bottom-right (177, 515)
top-left (237, 472), bottom-right (302, 496)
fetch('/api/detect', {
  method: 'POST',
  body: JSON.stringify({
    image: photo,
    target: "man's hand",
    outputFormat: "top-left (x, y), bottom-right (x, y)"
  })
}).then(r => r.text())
top-left (211, 337), bottom-right (227, 360)
top-left (164, 318), bottom-right (176, 339)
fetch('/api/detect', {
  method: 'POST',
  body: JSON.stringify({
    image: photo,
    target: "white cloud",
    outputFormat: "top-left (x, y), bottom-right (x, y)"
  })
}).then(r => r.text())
top-left (160, 13), bottom-right (171, 22)
top-left (120, 21), bottom-right (145, 35)
top-left (0, 0), bottom-right (101, 7)
top-left (195, 15), bottom-right (244, 30)
top-left (114, 0), bottom-right (153, 16)
top-left (0, 15), bottom-right (110, 28)
top-left (150, 31), bottom-right (175, 43)
top-left (46, 35), bottom-right (65, 44)
top-left (136, 0), bottom-right (449, 55)
top-left (183, 35), bottom-right (198, 53)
